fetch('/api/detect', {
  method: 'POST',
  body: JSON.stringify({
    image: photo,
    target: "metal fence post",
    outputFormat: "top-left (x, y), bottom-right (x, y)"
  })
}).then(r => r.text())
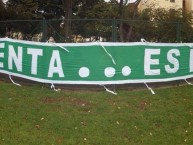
top-left (42, 18), bottom-right (46, 42)
top-left (114, 19), bottom-right (117, 42)
top-left (112, 18), bottom-right (116, 42)
top-left (176, 21), bottom-right (181, 43)
top-left (111, 18), bottom-right (117, 91)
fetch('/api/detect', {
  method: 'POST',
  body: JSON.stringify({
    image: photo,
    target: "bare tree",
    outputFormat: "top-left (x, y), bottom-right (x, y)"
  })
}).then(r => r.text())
top-left (118, 0), bottom-right (125, 42)
top-left (62, 0), bottom-right (72, 42)
top-left (118, 0), bottom-right (142, 42)
top-left (127, 0), bottom-right (141, 41)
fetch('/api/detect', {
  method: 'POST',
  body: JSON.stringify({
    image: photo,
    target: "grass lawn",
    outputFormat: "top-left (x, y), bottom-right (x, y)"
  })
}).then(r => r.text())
top-left (0, 81), bottom-right (193, 145)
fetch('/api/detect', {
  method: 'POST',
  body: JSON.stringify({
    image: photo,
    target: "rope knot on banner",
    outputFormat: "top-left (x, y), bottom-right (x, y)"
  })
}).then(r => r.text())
top-left (9, 75), bottom-right (21, 86)
top-left (141, 38), bottom-right (149, 44)
top-left (51, 83), bottom-right (61, 91)
top-left (184, 79), bottom-right (193, 85)
top-left (100, 85), bottom-right (117, 95)
top-left (144, 82), bottom-right (155, 95)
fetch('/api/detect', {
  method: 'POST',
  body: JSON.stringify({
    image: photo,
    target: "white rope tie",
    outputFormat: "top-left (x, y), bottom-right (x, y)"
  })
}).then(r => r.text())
top-left (141, 38), bottom-right (149, 43)
top-left (100, 85), bottom-right (117, 95)
top-left (51, 83), bottom-right (61, 91)
top-left (51, 43), bottom-right (69, 52)
top-left (184, 79), bottom-right (193, 85)
top-left (9, 75), bottom-right (21, 86)
top-left (97, 41), bottom-right (116, 65)
top-left (144, 83), bottom-right (155, 95)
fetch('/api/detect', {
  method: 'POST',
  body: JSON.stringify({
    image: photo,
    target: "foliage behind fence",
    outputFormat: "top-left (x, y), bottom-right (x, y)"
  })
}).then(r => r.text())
top-left (0, 19), bottom-right (192, 43)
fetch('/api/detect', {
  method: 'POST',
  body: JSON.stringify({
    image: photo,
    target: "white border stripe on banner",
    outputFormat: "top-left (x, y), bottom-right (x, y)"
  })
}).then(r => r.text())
top-left (1, 38), bottom-right (193, 47)
top-left (0, 43), bottom-right (4, 68)
top-left (1, 70), bottom-right (193, 85)
top-left (0, 43), bottom-right (5, 48)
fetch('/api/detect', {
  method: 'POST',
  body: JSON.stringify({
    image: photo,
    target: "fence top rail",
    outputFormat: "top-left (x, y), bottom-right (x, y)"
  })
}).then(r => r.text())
top-left (0, 19), bottom-right (181, 24)
top-left (0, 20), bottom-right (41, 23)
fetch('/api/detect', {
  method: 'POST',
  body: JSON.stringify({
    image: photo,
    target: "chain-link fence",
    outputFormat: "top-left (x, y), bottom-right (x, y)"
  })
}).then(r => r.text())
top-left (0, 19), bottom-right (192, 43)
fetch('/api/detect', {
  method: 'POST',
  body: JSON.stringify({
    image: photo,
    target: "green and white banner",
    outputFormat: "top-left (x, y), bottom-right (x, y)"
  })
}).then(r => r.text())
top-left (0, 38), bottom-right (193, 85)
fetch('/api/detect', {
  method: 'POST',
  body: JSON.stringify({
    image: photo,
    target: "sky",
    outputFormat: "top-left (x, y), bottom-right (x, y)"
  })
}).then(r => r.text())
top-left (3, 0), bottom-right (8, 4)
top-left (2, 0), bottom-right (138, 4)
top-left (104, 0), bottom-right (138, 4)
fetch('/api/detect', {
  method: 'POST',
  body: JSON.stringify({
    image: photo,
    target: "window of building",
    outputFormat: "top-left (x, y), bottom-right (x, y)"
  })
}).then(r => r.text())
top-left (170, 0), bottom-right (175, 2)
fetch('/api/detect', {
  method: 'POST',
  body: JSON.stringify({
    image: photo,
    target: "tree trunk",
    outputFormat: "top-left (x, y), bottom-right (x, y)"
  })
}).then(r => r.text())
top-left (62, 0), bottom-right (72, 42)
top-left (119, 0), bottom-right (124, 42)
top-left (119, 0), bottom-right (142, 42)
top-left (127, 0), bottom-right (141, 42)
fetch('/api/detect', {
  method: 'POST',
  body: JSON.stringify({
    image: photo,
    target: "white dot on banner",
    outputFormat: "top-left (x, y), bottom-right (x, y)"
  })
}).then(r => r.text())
top-left (104, 67), bottom-right (115, 77)
top-left (79, 67), bottom-right (90, 78)
top-left (122, 66), bottom-right (131, 76)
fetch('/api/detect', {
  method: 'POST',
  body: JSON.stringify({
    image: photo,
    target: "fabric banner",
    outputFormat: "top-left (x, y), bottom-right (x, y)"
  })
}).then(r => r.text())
top-left (0, 38), bottom-right (193, 85)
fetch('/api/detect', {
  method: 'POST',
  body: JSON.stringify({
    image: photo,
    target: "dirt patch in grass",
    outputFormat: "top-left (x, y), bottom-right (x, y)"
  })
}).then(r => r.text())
top-left (138, 100), bottom-right (149, 110)
top-left (40, 96), bottom-right (94, 108)
top-left (41, 97), bottom-right (65, 104)
top-left (70, 97), bottom-right (94, 107)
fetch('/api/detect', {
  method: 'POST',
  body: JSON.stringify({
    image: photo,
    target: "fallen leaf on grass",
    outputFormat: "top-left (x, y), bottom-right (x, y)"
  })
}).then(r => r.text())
top-left (134, 126), bottom-right (138, 129)
top-left (81, 121), bottom-right (87, 126)
top-left (35, 125), bottom-right (40, 129)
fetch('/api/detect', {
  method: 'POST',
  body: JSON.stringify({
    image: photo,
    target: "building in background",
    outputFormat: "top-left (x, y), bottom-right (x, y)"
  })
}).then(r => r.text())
top-left (138, 0), bottom-right (193, 12)
top-left (183, 0), bottom-right (193, 12)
